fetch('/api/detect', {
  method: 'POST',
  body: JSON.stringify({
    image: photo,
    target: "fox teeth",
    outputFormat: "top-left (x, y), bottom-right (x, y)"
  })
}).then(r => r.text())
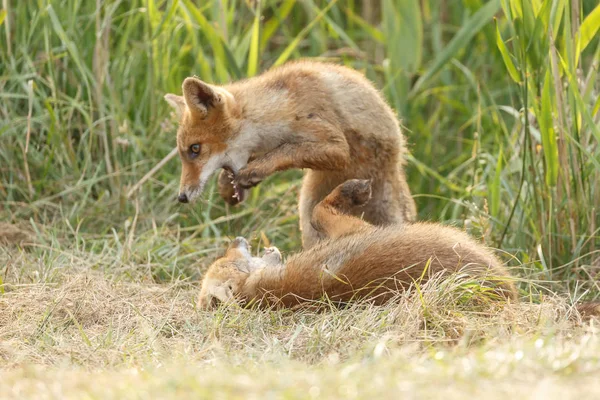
top-left (231, 182), bottom-right (242, 200)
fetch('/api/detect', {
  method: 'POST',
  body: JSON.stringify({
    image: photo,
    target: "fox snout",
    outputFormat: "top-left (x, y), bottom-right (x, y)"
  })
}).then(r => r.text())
top-left (177, 163), bottom-right (203, 204)
top-left (177, 184), bottom-right (201, 204)
top-left (177, 193), bottom-right (189, 203)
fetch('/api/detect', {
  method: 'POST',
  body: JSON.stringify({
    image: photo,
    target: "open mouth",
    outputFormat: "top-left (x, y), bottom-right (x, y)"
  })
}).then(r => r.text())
top-left (222, 166), bottom-right (243, 202)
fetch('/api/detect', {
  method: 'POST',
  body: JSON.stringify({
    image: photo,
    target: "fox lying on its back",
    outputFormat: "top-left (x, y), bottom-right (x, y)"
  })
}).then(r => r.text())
top-left (198, 180), bottom-right (517, 309)
top-left (165, 61), bottom-right (416, 248)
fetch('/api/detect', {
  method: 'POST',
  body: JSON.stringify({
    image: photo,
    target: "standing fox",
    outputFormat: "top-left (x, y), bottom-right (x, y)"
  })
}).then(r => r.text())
top-left (198, 180), bottom-right (518, 309)
top-left (164, 61), bottom-right (416, 248)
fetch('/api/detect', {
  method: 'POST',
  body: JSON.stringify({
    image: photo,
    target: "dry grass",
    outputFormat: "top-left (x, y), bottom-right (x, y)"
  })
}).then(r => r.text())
top-left (3, 344), bottom-right (600, 399)
top-left (2, 1), bottom-right (599, 397)
top-left (2, 227), bottom-right (600, 399)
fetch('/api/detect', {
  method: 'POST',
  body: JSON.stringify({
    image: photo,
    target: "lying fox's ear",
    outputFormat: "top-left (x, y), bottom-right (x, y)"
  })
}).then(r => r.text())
top-left (182, 77), bottom-right (223, 118)
top-left (208, 279), bottom-right (235, 304)
top-left (164, 94), bottom-right (186, 118)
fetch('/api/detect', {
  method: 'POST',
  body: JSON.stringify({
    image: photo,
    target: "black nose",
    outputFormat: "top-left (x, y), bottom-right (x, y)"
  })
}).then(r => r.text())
top-left (178, 193), bottom-right (189, 203)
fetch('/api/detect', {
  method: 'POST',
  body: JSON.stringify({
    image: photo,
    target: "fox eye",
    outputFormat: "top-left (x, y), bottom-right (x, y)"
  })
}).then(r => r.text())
top-left (189, 144), bottom-right (201, 157)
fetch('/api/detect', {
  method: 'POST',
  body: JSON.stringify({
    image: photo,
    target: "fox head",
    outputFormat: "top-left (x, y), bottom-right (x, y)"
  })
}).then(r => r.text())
top-left (165, 78), bottom-right (248, 204)
top-left (197, 237), bottom-right (254, 310)
top-left (198, 237), bottom-right (283, 310)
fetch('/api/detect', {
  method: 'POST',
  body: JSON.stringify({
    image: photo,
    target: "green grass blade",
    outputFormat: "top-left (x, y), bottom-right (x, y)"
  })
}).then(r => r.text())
top-left (495, 19), bottom-right (521, 83)
top-left (147, 0), bottom-right (159, 29)
top-left (382, 0), bottom-right (423, 116)
top-left (410, 0), bottom-right (501, 96)
top-left (260, 0), bottom-right (296, 51)
top-left (539, 70), bottom-right (558, 187)
top-left (592, 95), bottom-right (600, 118)
top-left (179, 0), bottom-right (232, 82)
top-left (344, 6), bottom-right (384, 43)
top-left (311, 1), bottom-right (360, 52)
top-left (247, 2), bottom-right (261, 77)
top-left (383, 0), bottom-right (423, 73)
top-left (558, 55), bottom-right (600, 142)
top-left (490, 145), bottom-right (503, 218)
top-left (578, 3), bottom-right (600, 55)
top-left (273, 0), bottom-right (339, 67)
top-left (550, 0), bottom-right (566, 40)
top-left (46, 5), bottom-right (92, 88)
top-left (151, 0), bottom-right (179, 40)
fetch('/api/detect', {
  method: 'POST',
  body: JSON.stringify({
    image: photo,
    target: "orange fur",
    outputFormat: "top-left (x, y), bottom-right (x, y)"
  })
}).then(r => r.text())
top-left (165, 61), bottom-right (417, 248)
top-left (198, 180), bottom-right (517, 310)
top-left (575, 301), bottom-right (600, 320)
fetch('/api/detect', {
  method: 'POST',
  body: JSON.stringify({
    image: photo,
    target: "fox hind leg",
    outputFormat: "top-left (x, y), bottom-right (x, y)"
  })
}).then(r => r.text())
top-left (324, 179), bottom-right (372, 213)
top-left (310, 179), bottom-right (374, 240)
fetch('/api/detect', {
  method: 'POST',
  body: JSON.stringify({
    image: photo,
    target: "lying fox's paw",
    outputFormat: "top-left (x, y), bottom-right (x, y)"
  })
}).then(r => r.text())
top-left (234, 167), bottom-right (264, 189)
top-left (262, 246), bottom-right (282, 267)
top-left (218, 169), bottom-right (247, 205)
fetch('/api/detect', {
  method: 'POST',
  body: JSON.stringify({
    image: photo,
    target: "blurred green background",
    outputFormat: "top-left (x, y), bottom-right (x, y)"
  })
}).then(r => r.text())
top-left (1, 0), bottom-right (599, 294)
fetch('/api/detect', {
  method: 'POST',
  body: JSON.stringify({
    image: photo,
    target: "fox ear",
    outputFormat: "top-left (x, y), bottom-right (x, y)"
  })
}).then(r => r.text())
top-left (182, 77), bottom-right (223, 118)
top-left (164, 94), bottom-right (186, 118)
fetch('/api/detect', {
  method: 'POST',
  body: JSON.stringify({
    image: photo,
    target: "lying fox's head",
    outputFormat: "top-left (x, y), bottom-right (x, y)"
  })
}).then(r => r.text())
top-left (165, 78), bottom-right (248, 203)
top-left (198, 237), bottom-right (283, 310)
top-left (197, 237), bottom-right (254, 310)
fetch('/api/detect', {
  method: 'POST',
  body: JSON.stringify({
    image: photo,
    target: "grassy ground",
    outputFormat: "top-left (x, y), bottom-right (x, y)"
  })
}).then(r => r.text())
top-left (2, 246), bottom-right (600, 398)
top-left (1, 0), bottom-right (600, 397)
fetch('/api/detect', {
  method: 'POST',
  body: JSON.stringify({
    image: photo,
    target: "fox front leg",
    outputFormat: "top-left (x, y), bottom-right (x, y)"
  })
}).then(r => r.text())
top-left (235, 125), bottom-right (350, 189)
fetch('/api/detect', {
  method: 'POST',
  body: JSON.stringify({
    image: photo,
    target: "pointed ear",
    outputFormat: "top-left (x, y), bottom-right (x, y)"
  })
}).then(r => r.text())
top-left (182, 77), bottom-right (223, 118)
top-left (164, 94), bottom-right (186, 118)
top-left (208, 279), bottom-right (235, 304)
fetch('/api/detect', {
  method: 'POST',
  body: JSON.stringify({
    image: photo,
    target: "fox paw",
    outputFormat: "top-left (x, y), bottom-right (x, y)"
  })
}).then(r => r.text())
top-left (235, 168), bottom-right (264, 189)
top-left (339, 179), bottom-right (372, 207)
top-left (218, 170), bottom-right (246, 205)
top-left (218, 170), bottom-right (247, 205)
top-left (262, 246), bottom-right (283, 267)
